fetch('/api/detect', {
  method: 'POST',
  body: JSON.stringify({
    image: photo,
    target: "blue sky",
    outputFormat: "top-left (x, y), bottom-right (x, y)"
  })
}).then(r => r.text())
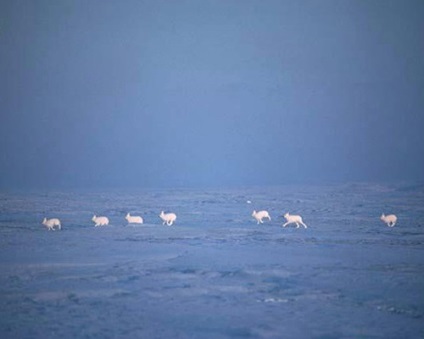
top-left (1, 0), bottom-right (423, 189)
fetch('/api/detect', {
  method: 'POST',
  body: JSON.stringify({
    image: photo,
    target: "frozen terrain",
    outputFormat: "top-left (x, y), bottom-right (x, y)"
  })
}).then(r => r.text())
top-left (0, 184), bottom-right (423, 338)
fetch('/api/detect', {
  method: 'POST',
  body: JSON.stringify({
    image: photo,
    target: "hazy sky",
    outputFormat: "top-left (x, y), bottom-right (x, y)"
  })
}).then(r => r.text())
top-left (1, 0), bottom-right (423, 189)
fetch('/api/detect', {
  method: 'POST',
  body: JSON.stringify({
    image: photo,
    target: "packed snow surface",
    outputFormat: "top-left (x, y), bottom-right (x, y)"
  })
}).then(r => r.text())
top-left (0, 184), bottom-right (423, 338)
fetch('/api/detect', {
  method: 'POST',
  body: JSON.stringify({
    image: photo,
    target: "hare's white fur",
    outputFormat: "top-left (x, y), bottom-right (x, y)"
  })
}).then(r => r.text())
top-left (42, 217), bottom-right (61, 231)
top-left (381, 214), bottom-right (397, 227)
top-left (92, 215), bottom-right (109, 227)
top-left (252, 210), bottom-right (271, 224)
top-left (283, 213), bottom-right (307, 228)
top-left (159, 211), bottom-right (177, 226)
top-left (125, 213), bottom-right (143, 224)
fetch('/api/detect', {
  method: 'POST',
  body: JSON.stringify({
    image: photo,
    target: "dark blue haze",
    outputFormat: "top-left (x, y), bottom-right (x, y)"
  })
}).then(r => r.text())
top-left (1, 0), bottom-right (424, 189)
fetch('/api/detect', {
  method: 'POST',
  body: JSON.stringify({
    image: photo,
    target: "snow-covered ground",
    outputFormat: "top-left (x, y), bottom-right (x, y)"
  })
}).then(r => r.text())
top-left (1, 184), bottom-right (423, 338)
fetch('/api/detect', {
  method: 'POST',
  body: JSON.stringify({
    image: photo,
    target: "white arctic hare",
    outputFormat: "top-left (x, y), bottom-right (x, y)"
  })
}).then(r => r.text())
top-left (380, 213), bottom-right (397, 227)
top-left (42, 217), bottom-right (61, 231)
top-left (283, 213), bottom-right (307, 228)
top-left (125, 213), bottom-right (143, 224)
top-left (252, 210), bottom-right (271, 224)
top-left (92, 215), bottom-right (109, 227)
top-left (159, 211), bottom-right (177, 226)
